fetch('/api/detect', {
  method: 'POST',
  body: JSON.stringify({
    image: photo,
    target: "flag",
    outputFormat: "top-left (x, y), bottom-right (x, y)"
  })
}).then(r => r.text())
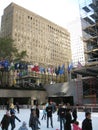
top-left (31, 65), bottom-right (39, 72)
top-left (59, 64), bottom-right (65, 75)
top-left (50, 67), bottom-right (54, 74)
top-left (77, 61), bottom-right (82, 68)
top-left (10, 62), bottom-right (15, 70)
top-left (15, 63), bottom-right (20, 70)
top-left (40, 67), bottom-right (45, 73)
top-left (55, 65), bottom-right (60, 75)
top-left (68, 62), bottom-right (73, 73)
top-left (48, 67), bottom-right (51, 74)
top-left (2, 60), bottom-right (10, 71)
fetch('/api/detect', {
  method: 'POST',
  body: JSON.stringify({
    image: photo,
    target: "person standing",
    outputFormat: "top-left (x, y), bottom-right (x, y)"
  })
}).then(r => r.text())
top-left (29, 109), bottom-right (40, 130)
top-left (10, 111), bottom-right (21, 130)
top-left (35, 105), bottom-right (40, 129)
top-left (82, 112), bottom-right (93, 130)
top-left (16, 102), bottom-right (20, 113)
top-left (35, 105), bottom-right (40, 119)
top-left (58, 104), bottom-right (66, 130)
top-left (0, 111), bottom-right (10, 130)
top-left (10, 103), bottom-right (16, 115)
top-left (46, 102), bottom-right (53, 128)
top-left (72, 106), bottom-right (77, 123)
top-left (41, 105), bottom-right (46, 120)
top-left (64, 109), bottom-right (72, 130)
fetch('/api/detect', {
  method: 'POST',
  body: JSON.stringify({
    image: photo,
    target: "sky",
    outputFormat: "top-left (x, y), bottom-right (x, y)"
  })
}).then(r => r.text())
top-left (0, 0), bottom-right (80, 29)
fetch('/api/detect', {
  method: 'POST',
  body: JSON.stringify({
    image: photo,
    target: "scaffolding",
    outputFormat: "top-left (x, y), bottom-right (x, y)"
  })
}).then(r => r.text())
top-left (75, 0), bottom-right (98, 105)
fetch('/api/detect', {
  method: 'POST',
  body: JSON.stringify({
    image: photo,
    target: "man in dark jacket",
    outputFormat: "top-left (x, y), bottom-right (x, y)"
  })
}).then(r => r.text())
top-left (35, 105), bottom-right (40, 129)
top-left (82, 112), bottom-right (93, 130)
top-left (29, 109), bottom-right (40, 130)
top-left (64, 109), bottom-right (72, 130)
top-left (58, 104), bottom-right (66, 130)
top-left (10, 112), bottom-right (21, 130)
top-left (46, 102), bottom-right (53, 128)
top-left (0, 111), bottom-right (10, 130)
top-left (36, 105), bottom-right (40, 119)
top-left (72, 106), bottom-right (77, 122)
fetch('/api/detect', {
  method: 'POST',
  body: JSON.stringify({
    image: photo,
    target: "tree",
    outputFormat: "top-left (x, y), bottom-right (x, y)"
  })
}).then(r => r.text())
top-left (0, 38), bottom-right (27, 61)
top-left (0, 38), bottom-right (27, 87)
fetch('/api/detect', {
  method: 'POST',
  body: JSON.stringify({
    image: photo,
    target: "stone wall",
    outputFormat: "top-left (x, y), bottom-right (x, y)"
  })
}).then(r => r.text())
top-left (0, 89), bottom-right (47, 105)
top-left (45, 79), bottom-right (83, 105)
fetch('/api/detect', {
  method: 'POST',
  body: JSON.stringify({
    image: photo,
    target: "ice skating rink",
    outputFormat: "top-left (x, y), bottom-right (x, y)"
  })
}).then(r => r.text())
top-left (0, 109), bottom-right (98, 130)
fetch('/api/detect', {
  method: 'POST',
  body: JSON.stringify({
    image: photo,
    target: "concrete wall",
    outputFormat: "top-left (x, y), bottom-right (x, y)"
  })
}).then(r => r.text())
top-left (45, 79), bottom-right (83, 105)
top-left (0, 79), bottom-right (83, 105)
top-left (0, 89), bottom-right (47, 105)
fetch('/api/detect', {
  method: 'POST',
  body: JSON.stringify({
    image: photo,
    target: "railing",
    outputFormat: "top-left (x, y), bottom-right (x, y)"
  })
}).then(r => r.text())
top-left (0, 104), bottom-right (98, 112)
top-left (77, 105), bottom-right (98, 112)
top-left (88, 58), bottom-right (98, 62)
top-left (0, 70), bottom-right (67, 89)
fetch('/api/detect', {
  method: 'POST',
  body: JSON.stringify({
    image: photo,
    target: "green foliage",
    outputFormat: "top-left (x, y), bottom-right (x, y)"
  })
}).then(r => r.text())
top-left (0, 38), bottom-right (27, 61)
top-left (14, 50), bottom-right (27, 62)
top-left (0, 38), bottom-right (16, 59)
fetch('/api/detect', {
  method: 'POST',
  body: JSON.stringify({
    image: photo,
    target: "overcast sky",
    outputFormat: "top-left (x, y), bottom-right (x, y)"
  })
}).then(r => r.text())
top-left (0, 0), bottom-right (80, 28)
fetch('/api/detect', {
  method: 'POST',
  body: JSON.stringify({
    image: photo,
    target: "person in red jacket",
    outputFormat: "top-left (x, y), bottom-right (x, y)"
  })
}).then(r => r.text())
top-left (72, 121), bottom-right (82, 130)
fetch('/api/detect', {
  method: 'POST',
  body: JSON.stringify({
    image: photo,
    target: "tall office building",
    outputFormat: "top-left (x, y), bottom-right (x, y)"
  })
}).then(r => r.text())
top-left (0, 3), bottom-right (71, 68)
top-left (67, 17), bottom-right (85, 67)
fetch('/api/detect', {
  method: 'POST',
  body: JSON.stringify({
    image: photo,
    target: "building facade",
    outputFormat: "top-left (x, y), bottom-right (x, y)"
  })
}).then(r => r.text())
top-left (0, 2), bottom-right (72, 105)
top-left (79, 0), bottom-right (98, 66)
top-left (78, 0), bottom-right (98, 104)
top-left (67, 17), bottom-right (85, 67)
top-left (0, 2), bottom-right (71, 68)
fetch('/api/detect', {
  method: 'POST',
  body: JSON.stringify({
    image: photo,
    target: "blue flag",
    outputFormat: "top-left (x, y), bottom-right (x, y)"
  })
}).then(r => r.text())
top-left (68, 62), bottom-right (73, 72)
top-left (59, 64), bottom-right (65, 75)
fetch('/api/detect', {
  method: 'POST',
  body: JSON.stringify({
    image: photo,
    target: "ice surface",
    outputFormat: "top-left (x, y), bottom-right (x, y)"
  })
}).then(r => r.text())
top-left (0, 109), bottom-right (97, 130)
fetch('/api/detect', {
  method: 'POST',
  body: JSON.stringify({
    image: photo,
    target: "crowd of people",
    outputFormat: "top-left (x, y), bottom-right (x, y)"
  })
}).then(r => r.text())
top-left (0, 101), bottom-right (93, 130)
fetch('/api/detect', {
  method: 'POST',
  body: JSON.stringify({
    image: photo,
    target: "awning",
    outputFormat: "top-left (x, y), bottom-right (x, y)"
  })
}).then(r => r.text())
top-left (73, 65), bottom-right (98, 78)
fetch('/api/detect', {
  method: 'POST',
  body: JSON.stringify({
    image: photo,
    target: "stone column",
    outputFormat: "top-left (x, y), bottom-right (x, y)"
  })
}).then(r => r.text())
top-left (31, 97), bottom-right (34, 106)
top-left (9, 98), bottom-right (14, 104)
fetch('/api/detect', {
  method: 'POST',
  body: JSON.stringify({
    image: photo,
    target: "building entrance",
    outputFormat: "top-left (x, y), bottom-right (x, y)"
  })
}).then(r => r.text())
top-left (48, 96), bottom-right (74, 105)
top-left (0, 97), bottom-right (31, 106)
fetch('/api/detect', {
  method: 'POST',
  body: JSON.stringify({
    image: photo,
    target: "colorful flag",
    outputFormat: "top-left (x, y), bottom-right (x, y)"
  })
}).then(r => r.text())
top-left (31, 65), bottom-right (39, 72)
top-left (68, 62), bottom-right (73, 73)
top-left (40, 67), bottom-right (45, 73)
top-left (77, 61), bottom-right (82, 68)
top-left (59, 64), bottom-right (65, 75)
top-left (55, 65), bottom-right (60, 75)
top-left (9, 62), bottom-right (15, 70)
top-left (15, 63), bottom-right (20, 70)
top-left (48, 67), bottom-right (51, 74)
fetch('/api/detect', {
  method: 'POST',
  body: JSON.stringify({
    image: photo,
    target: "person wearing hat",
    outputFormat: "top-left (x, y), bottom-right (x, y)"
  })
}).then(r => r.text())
top-left (18, 121), bottom-right (28, 130)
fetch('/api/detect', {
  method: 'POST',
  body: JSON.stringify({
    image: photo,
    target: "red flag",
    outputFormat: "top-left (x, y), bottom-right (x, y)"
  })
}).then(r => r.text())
top-left (31, 65), bottom-right (39, 72)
